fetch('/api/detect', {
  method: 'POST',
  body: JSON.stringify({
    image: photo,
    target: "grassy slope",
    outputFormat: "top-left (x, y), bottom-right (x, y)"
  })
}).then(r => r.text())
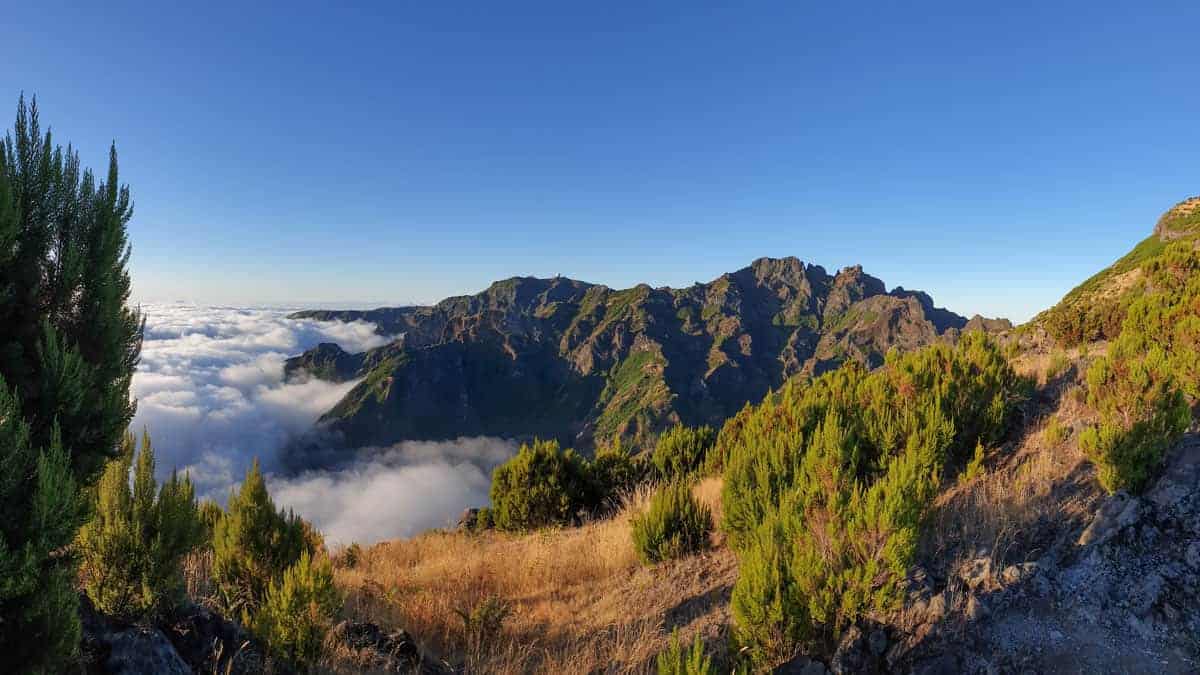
top-left (332, 479), bottom-right (734, 674)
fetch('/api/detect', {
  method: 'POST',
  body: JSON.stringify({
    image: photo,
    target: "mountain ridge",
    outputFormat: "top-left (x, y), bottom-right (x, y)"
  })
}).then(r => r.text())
top-left (288, 256), bottom-right (1011, 452)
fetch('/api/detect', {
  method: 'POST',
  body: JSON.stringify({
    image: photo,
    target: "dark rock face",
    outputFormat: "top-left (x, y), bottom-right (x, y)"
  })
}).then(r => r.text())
top-left (78, 595), bottom-right (189, 675)
top-left (290, 258), bottom-right (1005, 453)
top-left (79, 596), bottom-right (269, 675)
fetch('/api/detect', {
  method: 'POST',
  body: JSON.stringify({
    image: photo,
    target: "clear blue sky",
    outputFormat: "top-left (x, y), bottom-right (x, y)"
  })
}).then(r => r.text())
top-left (4, 2), bottom-right (1198, 320)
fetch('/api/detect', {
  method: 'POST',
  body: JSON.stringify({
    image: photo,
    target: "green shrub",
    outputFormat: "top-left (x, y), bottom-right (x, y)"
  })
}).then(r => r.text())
top-left (962, 440), bottom-right (987, 482)
top-left (76, 431), bottom-right (204, 621)
top-left (1045, 350), bottom-right (1071, 382)
top-left (253, 551), bottom-right (340, 668)
top-left (631, 481), bottom-right (712, 565)
top-left (656, 630), bottom-right (713, 675)
top-left (455, 595), bottom-right (512, 658)
top-left (213, 459), bottom-right (318, 621)
top-left (590, 438), bottom-right (648, 506)
top-left (722, 333), bottom-right (1026, 665)
top-left (489, 439), bottom-right (595, 531)
top-left (652, 424), bottom-right (717, 479)
top-left (198, 499), bottom-right (225, 541)
top-left (1042, 416), bottom-right (1070, 447)
top-left (1077, 243), bottom-right (1199, 493)
top-left (334, 542), bottom-right (363, 569)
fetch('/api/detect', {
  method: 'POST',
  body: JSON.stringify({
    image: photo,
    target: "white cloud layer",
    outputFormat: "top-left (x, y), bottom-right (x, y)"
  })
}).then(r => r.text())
top-left (134, 304), bottom-right (391, 495)
top-left (132, 304), bottom-right (517, 546)
top-left (269, 437), bottom-right (518, 546)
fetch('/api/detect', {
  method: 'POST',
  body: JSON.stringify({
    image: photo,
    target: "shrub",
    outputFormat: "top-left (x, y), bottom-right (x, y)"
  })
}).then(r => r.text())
top-left (253, 551), bottom-right (340, 667)
top-left (456, 596), bottom-right (512, 658)
top-left (722, 334), bottom-right (1026, 665)
top-left (1042, 416), bottom-right (1070, 447)
top-left (590, 438), bottom-right (648, 506)
top-left (489, 439), bottom-right (595, 531)
top-left (213, 459), bottom-right (317, 621)
top-left (1077, 244), bottom-right (1199, 494)
top-left (962, 440), bottom-right (987, 482)
top-left (631, 481), bottom-right (713, 565)
top-left (198, 499), bottom-right (225, 541)
top-left (1044, 350), bottom-right (1071, 383)
top-left (652, 424), bottom-right (717, 479)
top-left (656, 630), bottom-right (713, 675)
top-left (77, 431), bottom-right (204, 620)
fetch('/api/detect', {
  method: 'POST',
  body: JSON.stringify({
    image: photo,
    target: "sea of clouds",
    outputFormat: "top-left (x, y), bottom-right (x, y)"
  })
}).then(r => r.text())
top-left (132, 304), bottom-right (516, 546)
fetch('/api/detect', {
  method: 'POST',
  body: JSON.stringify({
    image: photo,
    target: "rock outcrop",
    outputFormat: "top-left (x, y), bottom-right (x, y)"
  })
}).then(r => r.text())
top-left (893, 434), bottom-right (1200, 673)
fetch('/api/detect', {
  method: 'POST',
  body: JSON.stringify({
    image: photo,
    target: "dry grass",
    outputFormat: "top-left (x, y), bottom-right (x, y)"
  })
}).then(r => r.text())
top-left (921, 347), bottom-right (1104, 596)
top-left (333, 480), bottom-right (737, 674)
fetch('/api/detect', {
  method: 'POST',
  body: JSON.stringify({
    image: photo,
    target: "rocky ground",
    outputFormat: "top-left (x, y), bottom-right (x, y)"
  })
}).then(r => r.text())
top-left (891, 432), bottom-right (1200, 674)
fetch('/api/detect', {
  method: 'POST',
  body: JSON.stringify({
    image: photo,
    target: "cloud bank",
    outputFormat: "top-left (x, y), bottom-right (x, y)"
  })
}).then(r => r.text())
top-left (269, 437), bottom-right (518, 546)
top-left (133, 304), bottom-right (517, 544)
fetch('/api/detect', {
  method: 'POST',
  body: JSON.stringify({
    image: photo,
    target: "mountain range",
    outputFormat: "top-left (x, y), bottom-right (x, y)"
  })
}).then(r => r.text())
top-left (287, 256), bottom-right (1009, 452)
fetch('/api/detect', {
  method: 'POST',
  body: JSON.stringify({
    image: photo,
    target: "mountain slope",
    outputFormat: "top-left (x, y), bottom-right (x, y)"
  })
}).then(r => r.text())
top-left (1035, 195), bottom-right (1200, 344)
top-left (289, 257), bottom-right (1008, 451)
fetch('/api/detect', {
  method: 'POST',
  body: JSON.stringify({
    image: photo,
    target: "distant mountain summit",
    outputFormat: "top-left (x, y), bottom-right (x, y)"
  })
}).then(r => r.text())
top-left (288, 257), bottom-right (1008, 451)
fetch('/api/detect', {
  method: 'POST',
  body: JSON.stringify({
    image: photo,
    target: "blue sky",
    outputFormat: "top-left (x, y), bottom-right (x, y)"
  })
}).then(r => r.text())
top-left (3, 2), bottom-right (1198, 321)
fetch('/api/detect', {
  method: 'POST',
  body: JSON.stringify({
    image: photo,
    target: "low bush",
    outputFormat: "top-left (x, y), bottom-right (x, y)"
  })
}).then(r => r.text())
top-left (1079, 242), bottom-right (1199, 493)
top-left (652, 424), bottom-right (717, 479)
top-left (590, 439), bottom-right (648, 507)
top-left (489, 439), bottom-right (596, 531)
top-left (631, 481), bottom-right (712, 565)
top-left (722, 333), bottom-right (1027, 665)
top-left (656, 630), bottom-right (713, 675)
top-left (1042, 416), bottom-right (1070, 447)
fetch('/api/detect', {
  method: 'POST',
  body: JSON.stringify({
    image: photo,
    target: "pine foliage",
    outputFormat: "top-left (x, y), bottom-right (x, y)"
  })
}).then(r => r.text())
top-left (656, 630), bottom-right (713, 675)
top-left (77, 431), bottom-right (204, 620)
top-left (652, 424), bottom-right (717, 480)
top-left (489, 439), bottom-right (596, 531)
top-left (1079, 242), bottom-right (1198, 493)
top-left (721, 333), bottom-right (1026, 665)
top-left (0, 95), bottom-right (142, 672)
top-left (631, 481), bottom-right (713, 565)
top-left (212, 459), bottom-right (319, 622)
top-left (253, 551), bottom-right (340, 668)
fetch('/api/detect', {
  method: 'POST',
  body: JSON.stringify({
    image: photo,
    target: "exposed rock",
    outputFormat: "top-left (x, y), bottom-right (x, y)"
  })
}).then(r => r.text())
top-left (104, 626), bottom-right (190, 675)
top-left (896, 434), bottom-right (1200, 674)
top-left (829, 624), bottom-right (886, 675)
top-left (162, 602), bottom-right (267, 674)
top-left (326, 620), bottom-right (433, 673)
top-left (79, 594), bottom-right (189, 675)
top-left (772, 654), bottom-right (829, 675)
top-left (456, 507), bottom-right (480, 531)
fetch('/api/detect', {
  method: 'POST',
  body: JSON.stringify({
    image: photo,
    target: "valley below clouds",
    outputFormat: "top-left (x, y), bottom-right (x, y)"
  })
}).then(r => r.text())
top-left (133, 304), bottom-right (516, 546)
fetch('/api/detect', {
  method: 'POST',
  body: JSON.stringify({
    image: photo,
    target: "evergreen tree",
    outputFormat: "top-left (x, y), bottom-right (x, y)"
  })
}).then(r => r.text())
top-left (253, 551), bottom-right (340, 667)
top-left (0, 95), bottom-right (142, 672)
top-left (76, 431), bottom-right (204, 621)
top-left (213, 459), bottom-right (318, 622)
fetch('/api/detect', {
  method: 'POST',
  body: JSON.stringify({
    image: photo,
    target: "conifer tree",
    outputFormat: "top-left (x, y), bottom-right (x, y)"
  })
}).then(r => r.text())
top-left (213, 459), bottom-right (318, 622)
top-left (0, 95), bottom-right (142, 672)
top-left (253, 550), bottom-right (340, 667)
top-left (77, 431), bottom-right (204, 621)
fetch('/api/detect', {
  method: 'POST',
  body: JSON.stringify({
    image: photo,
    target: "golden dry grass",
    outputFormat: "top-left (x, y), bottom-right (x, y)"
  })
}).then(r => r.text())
top-left (332, 479), bottom-right (736, 674)
top-left (921, 347), bottom-right (1104, 601)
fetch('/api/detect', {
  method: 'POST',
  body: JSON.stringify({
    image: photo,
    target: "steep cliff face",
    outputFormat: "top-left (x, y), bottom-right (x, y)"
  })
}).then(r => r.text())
top-left (288, 257), bottom-right (1002, 451)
